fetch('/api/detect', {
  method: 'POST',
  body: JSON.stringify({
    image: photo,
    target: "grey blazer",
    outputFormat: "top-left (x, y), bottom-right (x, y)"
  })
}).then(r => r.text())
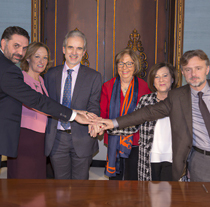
top-left (117, 81), bottom-right (210, 181)
top-left (44, 64), bottom-right (102, 157)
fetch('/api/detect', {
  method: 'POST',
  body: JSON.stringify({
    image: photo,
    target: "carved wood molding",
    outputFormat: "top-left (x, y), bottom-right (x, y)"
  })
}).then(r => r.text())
top-left (127, 29), bottom-right (148, 78)
top-left (96, 0), bottom-right (99, 71)
top-left (112, 0), bottom-right (117, 77)
top-left (31, 0), bottom-right (41, 42)
top-left (155, 0), bottom-right (159, 64)
top-left (174, 0), bottom-right (185, 87)
top-left (81, 52), bottom-right (90, 67)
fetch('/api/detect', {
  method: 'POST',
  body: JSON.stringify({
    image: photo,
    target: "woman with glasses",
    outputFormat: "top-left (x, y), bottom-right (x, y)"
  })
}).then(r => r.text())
top-left (109, 62), bottom-right (178, 181)
top-left (100, 48), bottom-right (150, 180)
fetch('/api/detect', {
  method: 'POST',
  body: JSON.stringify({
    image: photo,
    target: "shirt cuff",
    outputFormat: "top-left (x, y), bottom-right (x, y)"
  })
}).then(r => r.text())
top-left (69, 110), bottom-right (77, 121)
top-left (112, 119), bottom-right (119, 128)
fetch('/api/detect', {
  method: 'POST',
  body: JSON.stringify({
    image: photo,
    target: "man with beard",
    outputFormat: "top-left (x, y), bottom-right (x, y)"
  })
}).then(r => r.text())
top-left (97, 49), bottom-right (210, 182)
top-left (0, 26), bottom-right (94, 167)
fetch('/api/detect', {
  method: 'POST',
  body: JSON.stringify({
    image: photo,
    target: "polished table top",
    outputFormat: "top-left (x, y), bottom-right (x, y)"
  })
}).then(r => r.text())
top-left (0, 179), bottom-right (209, 206)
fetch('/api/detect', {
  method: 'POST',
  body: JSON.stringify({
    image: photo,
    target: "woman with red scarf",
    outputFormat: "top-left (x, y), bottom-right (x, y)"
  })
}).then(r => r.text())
top-left (100, 48), bottom-right (150, 180)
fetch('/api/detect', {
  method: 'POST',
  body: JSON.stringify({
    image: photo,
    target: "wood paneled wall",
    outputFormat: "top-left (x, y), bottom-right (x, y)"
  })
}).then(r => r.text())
top-left (33, 0), bottom-right (184, 86)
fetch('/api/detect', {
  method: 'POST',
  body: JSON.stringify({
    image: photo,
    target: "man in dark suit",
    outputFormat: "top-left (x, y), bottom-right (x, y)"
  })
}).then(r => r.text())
top-left (0, 26), bottom-right (93, 167)
top-left (44, 30), bottom-right (102, 179)
top-left (98, 49), bottom-right (210, 182)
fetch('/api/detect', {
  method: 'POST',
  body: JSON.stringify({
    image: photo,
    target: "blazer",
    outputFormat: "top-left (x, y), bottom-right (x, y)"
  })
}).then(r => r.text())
top-left (100, 77), bottom-right (151, 145)
top-left (0, 51), bottom-right (72, 157)
top-left (44, 64), bottom-right (102, 157)
top-left (137, 93), bottom-right (157, 181)
top-left (117, 81), bottom-right (210, 181)
top-left (21, 71), bottom-right (48, 133)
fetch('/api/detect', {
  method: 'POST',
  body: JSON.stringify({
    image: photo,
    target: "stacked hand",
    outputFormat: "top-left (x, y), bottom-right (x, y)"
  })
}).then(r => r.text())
top-left (74, 110), bottom-right (101, 125)
top-left (88, 124), bottom-right (104, 137)
top-left (88, 119), bottom-right (114, 137)
top-left (73, 110), bottom-right (114, 137)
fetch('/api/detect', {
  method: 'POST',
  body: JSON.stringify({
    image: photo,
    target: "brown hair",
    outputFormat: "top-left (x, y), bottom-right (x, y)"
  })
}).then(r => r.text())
top-left (147, 62), bottom-right (178, 92)
top-left (180, 49), bottom-right (210, 68)
top-left (21, 42), bottom-right (53, 75)
top-left (115, 48), bottom-right (141, 77)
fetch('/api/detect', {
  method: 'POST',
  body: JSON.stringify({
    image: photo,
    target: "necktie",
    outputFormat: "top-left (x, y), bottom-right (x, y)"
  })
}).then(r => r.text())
top-left (198, 91), bottom-right (210, 137)
top-left (61, 69), bottom-right (73, 129)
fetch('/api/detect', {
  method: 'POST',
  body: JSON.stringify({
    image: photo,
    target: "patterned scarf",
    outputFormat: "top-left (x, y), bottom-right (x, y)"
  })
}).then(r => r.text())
top-left (105, 76), bottom-right (138, 177)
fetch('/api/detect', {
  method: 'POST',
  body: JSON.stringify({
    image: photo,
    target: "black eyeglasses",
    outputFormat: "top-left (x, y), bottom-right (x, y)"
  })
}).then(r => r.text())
top-left (118, 62), bottom-right (134, 68)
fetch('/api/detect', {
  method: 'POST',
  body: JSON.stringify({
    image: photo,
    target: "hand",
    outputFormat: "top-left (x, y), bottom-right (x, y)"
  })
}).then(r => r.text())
top-left (74, 113), bottom-right (98, 125)
top-left (88, 124), bottom-right (104, 137)
top-left (98, 119), bottom-right (114, 131)
top-left (74, 110), bottom-right (98, 120)
top-left (88, 124), bottom-right (98, 137)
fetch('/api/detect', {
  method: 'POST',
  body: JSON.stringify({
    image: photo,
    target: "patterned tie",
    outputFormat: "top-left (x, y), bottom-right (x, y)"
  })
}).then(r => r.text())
top-left (198, 91), bottom-right (210, 137)
top-left (61, 69), bottom-right (73, 129)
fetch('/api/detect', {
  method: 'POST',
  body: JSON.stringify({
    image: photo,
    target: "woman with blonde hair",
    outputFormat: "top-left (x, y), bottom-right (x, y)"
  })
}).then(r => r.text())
top-left (7, 42), bottom-right (53, 179)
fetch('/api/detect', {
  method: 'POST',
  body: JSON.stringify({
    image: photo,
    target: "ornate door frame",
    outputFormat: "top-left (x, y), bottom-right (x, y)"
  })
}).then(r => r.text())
top-left (172, 0), bottom-right (185, 87)
top-left (32, 0), bottom-right (185, 86)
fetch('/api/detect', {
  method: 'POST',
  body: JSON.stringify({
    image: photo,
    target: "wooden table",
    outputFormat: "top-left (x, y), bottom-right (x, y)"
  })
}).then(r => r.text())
top-left (0, 179), bottom-right (209, 206)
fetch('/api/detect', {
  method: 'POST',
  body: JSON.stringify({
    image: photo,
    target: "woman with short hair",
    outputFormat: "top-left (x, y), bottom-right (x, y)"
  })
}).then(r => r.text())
top-left (100, 48), bottom-right (151, 180)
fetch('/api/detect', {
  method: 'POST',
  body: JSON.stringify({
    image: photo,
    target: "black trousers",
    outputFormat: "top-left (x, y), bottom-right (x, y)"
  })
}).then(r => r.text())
top-left (109, 146), bottom-right (138, 180)
top-left (151, 162), bottom-right (172, 181)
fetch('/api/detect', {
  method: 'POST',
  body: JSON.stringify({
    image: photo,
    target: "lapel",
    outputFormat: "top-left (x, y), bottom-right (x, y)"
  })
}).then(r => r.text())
top-left (179, 84), bottom-right (193, 135)
top-left (179, 80), bottom-right (210, 137)
top-left (55, 66), bottom-right (63, 102)
top-left (71, 65), bottom-right (87, 106)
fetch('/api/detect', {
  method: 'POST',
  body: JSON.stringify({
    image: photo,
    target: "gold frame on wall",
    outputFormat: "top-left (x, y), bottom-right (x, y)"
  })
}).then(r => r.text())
top-left (173, 0), bottom-right (185, 87)
top-left (31, 0), bottom-right (41, 42)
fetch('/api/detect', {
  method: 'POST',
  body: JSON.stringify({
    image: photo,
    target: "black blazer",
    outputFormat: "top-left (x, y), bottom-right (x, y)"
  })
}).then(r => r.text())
top-left (0, 51), bottom-right (72, 157)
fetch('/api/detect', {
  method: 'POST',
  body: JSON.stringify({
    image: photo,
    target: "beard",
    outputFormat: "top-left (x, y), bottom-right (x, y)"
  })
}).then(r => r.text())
top-left (187, 76), bottom-right (206, 88)
top-left (4, 45), bottom-right (23, 64)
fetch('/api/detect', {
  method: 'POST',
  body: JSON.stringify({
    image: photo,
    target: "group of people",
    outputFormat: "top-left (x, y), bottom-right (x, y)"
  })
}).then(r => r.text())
top-left (96, 49), bottom-right (210, 182)
top-left (0, 26), bottom-right (100, 180)
top-left (100, 57), bottom-right (178, 181)
top-left (0, 25), bottom-right (209, 182)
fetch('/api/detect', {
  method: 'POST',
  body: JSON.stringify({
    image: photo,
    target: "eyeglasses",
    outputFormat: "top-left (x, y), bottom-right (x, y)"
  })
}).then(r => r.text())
top-left (118, 62), bottom-right (134, 68)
